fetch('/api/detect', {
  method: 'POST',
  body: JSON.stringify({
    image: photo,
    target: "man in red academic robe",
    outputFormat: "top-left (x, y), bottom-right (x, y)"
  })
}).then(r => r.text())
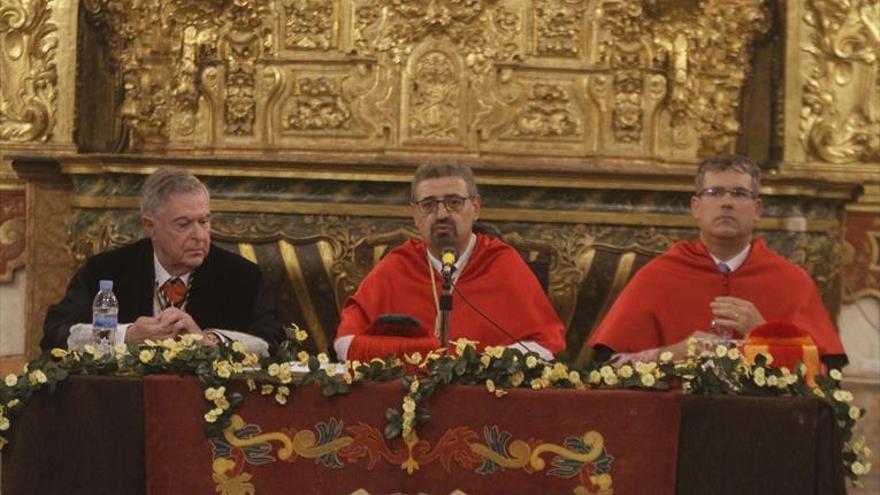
top-left (335, 161), bottom-right (565, 362)
top-left (588, 154), bottom-right (847, 369)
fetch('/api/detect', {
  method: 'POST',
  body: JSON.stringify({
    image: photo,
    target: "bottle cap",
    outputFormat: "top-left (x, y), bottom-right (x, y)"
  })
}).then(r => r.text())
top-left (99, 280), bottom-right (113, 290)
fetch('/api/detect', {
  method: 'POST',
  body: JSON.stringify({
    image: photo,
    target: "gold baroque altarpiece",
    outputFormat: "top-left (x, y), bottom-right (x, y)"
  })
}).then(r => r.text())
top-left (72, 0), bottom-right (772, 158)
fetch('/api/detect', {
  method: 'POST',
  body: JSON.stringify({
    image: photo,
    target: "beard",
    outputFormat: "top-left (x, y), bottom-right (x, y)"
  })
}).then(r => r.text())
top-left (430, 219), bottom-right (458, 248)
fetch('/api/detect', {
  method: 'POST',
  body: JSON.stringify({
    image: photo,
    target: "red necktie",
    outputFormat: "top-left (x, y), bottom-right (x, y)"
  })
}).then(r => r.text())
top-left (160, 277), bottom-right (187, 308)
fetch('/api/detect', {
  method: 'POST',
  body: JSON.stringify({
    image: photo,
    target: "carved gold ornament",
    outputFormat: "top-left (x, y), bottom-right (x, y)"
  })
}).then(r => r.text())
top-left (800, 0), bottom-right (880, 163)
top-left (70, 0), bottom-right (769, 158)
top-left (0, 0), bottom-right (57, 142)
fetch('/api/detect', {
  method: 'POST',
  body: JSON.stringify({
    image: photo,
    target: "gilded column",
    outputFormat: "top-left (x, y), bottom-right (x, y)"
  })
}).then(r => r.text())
top-left (0, 0), bottom-right (78, 370)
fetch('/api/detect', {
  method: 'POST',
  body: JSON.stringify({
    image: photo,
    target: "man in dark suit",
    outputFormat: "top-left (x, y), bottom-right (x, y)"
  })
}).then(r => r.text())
top-left (42, 168), bottom-right (284, 354)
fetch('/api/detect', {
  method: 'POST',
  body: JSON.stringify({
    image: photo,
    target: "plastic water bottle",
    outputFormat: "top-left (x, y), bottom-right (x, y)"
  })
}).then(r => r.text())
top-left (92, 280), bottom-right (118, 344)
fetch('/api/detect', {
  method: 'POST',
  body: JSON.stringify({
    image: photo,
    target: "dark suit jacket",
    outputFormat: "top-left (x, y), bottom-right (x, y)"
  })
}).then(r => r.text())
top-left (42, 238), bottom-right (285, 351)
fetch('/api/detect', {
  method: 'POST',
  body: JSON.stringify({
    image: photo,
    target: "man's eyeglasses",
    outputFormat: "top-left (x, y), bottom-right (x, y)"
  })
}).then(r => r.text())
top-left (412, 195), bottom-right (472, 215)
top-left (697, 186), bottom-right (757, 201)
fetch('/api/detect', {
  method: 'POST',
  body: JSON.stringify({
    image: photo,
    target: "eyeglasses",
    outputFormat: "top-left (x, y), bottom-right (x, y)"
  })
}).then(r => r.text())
top-left (697, 186), bottom-right (757, 201)
top-left (412, 195), bottom-right (472, 215)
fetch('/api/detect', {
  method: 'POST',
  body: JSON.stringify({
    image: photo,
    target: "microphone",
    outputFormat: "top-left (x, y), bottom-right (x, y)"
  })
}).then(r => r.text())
top-left (440, 246), bottom-right (457, 280)
top-left (437, 246), bottom-right (457, 346)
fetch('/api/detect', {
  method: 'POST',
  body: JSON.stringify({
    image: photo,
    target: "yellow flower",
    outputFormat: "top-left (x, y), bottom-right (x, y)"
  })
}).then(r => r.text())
top-left (485, 379), bottom-right (496, 393)
top-left (849, 406), bottom-right (861, 420)
top-left (213, 360), bottom-right (233, 379)
top-left (714, 345), bottom-right (727, 358)
top-left (214, 396), bottom-right (230, 410)
top-left (7, 399), bottom-right (20, 408)
top-left (507, 371), bottom-right (523, 387)
top-left (753, 367), bottom-right (765, 380)
top-left (540, 367), bottom-right (553, 382)
top-left (324, 363), bottom-right (338, 377)
top-left (409, 380), bottom-right (420, 394)
top-left (342, 371), bottom-right (353, 384)
top-left (829, 369), bottom-right (842, 380)
top-left (84, 345), bottom-right (100, 357)
top-left (568, 371), bottom-right (582, 384)
top-left (297, 351), bottom-right (310, 363)
top-left (726, 348), bottom-right (740, 360)
top-left (261, 384), bottom-right (274, 395)
top-left (267, 363), bottom-right (280, 377)
top-left (402, 396), bottom-right (416, 413)
top-left (113, 343), bottom-right (128, 356)
top-left (659, 351), bottom-right (673, 363)
top-left (204, 407), bottom-right (223, 423)
top-left (550, 363), bottom-right (568, 381)
top-left (618, 365), bottom-right (633, 379)
top-left (231, 342), bottom-right (246, 354)
top-left (139, 349), bottom-right (156, 364)
top-left (851, 462), bottom-right (865, 475)
top-left (276, 363), bottom-right (293, 384)
top-left (599, 365), bottom-right (614, 378)
top-left (635, 362), bottom-right (657, 374)
top-left (588, 370), bottom-right (601, 385)
top-left (525, 355), bottom-right (539, 369)
top-left (767, 376), bottom-right (779, 387)
top-left (317, 353), bottom-right (330, 365)
top-left (0, 416), bottom-right (9, 431)
top-left (812, 388), bottom-right (825, 398)
top-left (404, 352), bottom-right (423, 365)
top-left (484, 346), bottom-right (504, 359)
top-left (494, 389), bottom-right (508, 397)
top-left (640, 373), bottom-right (656, 387)
top-left (246, 379), bottom-right (256, 391)
top-left (4, 374), bottom-right (17, 387)
top-left (602, 374), bottom-right (618, 386)
top-left (50, 348), bottom-right (68, 359)
top-left (832, 390), bottom-right (853, 402)
top-left (752, 368), bottom-right (767, 387)
top-left (274, 385), bottom-right (290, 404)
top-left (162, 349), bottom-right (177, 363)
top-left (480, 354), bottom-right (492, 367)
top-left (450, 338), bottom-right (475, 355)
top-left (294, 328), bottom-right (309, 342)
top-left (28, 370), bottom-right (48, 385)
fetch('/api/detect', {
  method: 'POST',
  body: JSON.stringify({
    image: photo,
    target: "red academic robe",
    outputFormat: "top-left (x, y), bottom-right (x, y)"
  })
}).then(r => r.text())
top-left (588, 239), bottom-right (846, 357)
top-left (336, 235), bottom-right (566, 360)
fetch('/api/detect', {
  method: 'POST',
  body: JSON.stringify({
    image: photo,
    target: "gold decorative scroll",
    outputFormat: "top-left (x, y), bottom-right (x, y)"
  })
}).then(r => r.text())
top-left (798, 0), bottom-right (880, 164)
top-left (0, 0), bottom-right (58, 142)
top-left (77, 0), bottom-right (770, 159)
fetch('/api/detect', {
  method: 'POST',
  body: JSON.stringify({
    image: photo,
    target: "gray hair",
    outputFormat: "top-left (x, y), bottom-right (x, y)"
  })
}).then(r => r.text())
top-left (695, 153), bottom-right (761, 194)
top-left (140, 167), bottom-right (210, 215)
top-left (411, 160), bottom-right (479, 200)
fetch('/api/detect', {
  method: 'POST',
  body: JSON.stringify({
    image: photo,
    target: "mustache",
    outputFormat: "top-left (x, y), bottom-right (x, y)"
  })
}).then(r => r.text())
top-left (432, 219), bottom-right (455, 228)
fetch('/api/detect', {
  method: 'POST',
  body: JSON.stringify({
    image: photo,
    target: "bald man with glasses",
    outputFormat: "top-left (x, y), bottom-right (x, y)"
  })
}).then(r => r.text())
top-left (589, 154), bottom-right (847, 369)
top-left (334, 161), bottom-right (565, 362)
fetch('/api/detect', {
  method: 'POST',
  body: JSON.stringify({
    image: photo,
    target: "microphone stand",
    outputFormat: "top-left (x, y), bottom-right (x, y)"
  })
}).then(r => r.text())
top-left (438, 269), bottom-right (453, 347)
